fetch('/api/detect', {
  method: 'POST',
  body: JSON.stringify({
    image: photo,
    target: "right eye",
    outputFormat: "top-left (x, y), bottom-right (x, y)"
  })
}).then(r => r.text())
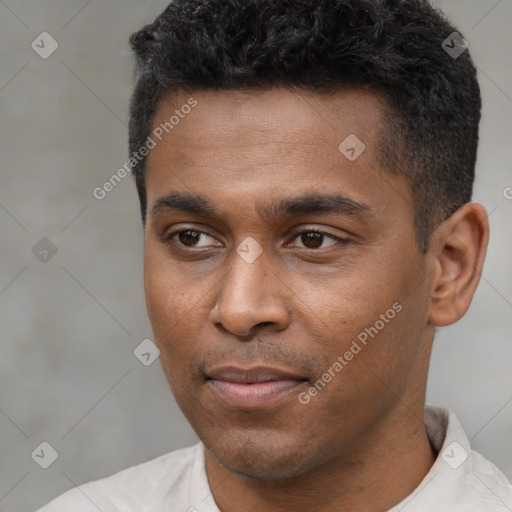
top-left (162, 228), bottom-right (222, 249)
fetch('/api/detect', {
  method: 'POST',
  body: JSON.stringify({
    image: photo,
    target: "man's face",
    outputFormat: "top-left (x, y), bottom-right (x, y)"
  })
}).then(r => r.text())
top-left (143, 87), bottom-right (433, 479)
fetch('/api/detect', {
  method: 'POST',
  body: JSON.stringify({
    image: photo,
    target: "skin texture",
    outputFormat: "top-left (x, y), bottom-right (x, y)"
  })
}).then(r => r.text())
top-left (143, 87), bottom-right (489, 512)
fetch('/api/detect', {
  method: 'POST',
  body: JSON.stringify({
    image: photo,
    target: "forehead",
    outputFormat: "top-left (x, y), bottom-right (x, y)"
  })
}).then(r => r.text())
top-left (150, 86), bottom-right (387, 150)
top-left (146, 87), bottom-right (388, 183)
top-left (144, 86), bottom-right (412, 225)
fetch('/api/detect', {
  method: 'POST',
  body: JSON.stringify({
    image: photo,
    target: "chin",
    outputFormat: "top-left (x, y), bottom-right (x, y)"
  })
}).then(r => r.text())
top-left (202, 429), bottom-right (318, 481)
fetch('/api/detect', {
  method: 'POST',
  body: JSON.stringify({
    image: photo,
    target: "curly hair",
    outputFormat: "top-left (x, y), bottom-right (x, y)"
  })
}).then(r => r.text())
top-left (128, 0), bottom-right (481, 252)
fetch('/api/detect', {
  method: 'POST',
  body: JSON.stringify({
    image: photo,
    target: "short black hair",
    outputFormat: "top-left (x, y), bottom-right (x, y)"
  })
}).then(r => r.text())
top-left (128, 0), bottom-right (481, 252)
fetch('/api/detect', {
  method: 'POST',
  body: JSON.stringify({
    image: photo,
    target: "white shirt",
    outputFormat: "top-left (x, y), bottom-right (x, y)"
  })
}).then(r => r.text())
top-left (36, 404), bottom-right (512, 511)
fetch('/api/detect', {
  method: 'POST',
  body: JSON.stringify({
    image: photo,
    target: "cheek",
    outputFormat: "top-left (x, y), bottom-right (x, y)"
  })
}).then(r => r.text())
top-left (144, 241), bottom-right (192, 327)
top-left (296, 267), bottom-right (396, 344)
top-left (143, 242), bottom-right (231, 401)
top-left (298, 259), bottom-right (422, 392)
top-left (144, 253), bottom-right (185, 352)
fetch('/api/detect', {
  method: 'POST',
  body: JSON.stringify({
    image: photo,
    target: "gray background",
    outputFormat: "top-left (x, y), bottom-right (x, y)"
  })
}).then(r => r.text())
top-left (0, 1), bottom-right (511, 511)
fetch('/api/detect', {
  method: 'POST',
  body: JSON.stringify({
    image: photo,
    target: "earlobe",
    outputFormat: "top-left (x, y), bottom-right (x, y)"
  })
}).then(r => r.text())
top-left (428, 202), bottom-right (489, 327)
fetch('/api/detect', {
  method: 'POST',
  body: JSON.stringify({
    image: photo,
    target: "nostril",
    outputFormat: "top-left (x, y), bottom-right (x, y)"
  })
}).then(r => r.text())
top-left (255, 322), bottom-right (273, 329)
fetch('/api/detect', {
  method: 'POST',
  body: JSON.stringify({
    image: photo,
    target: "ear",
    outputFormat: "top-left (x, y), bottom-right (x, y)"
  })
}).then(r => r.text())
top-left (427, 202), bottom-right (489, 327)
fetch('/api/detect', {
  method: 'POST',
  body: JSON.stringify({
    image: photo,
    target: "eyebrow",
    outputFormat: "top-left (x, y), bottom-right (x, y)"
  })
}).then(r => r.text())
top-left (151, 191), bottom-right (371, 222)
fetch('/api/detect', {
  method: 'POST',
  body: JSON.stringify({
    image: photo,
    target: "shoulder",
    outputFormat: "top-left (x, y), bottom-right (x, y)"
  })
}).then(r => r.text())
top-left (35, 443), bottom-right (202, 512)
top-left (469, 449), bottom-right (512, 509)
top-left (395, 404), bottom-right (512, 511)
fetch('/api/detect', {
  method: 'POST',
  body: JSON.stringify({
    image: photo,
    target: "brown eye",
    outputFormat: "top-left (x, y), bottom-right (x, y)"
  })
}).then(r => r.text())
top-left (300, 232), bottom-right (325, 249)
top-left (289, 229), bottom-right (347, 250)
top-left (178, 230), bottom-right (203, 247)
top-left (165, 229), bottom-right (219, 248)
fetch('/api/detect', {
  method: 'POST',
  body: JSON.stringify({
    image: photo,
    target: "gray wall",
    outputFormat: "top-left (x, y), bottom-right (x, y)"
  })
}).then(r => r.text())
top-left (0, 1), bottom-right (510, 511)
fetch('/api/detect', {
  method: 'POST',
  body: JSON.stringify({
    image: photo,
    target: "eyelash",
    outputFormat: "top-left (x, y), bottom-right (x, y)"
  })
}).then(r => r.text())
top-left (162, 227), bottom-right (350, 251)
top-left (288, 227), bottom-right (350, 248)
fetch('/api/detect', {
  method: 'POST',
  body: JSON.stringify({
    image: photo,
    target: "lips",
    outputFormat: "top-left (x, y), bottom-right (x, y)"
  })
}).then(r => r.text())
top-left (206, 366), bottom-right (308, 409)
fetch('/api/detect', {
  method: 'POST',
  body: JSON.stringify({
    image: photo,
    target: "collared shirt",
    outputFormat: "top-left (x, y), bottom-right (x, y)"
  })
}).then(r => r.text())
top-left (36, 404), bottom-right (512, 511)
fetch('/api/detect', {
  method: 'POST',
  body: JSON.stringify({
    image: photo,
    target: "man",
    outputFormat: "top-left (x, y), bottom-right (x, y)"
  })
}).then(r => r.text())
top-left (38, 0), bottom-right (512, 510)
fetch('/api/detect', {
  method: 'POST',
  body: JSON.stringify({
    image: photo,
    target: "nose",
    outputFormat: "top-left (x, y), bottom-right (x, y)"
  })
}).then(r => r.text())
top-left (209, 247), bottom-right (291, 337)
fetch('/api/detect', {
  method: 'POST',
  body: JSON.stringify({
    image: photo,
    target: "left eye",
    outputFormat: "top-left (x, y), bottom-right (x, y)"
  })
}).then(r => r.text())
top-left (288, 230), bottom-right (345, 250)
